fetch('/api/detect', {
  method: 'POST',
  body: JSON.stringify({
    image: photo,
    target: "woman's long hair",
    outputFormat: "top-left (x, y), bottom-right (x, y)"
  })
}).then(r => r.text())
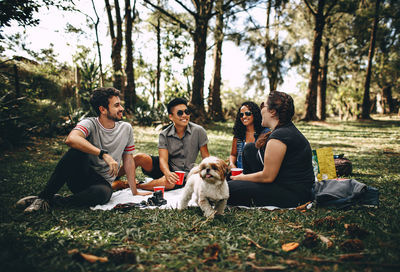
top-left (233, 101), bottom-right (263, 139)
top-left (255, 91), bottom-right (295, 149)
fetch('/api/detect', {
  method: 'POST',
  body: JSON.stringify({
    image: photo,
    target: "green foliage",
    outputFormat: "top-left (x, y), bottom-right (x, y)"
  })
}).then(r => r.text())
top-left (1, 119), bottom-right (400, 271)
top-left (220, 86), bottom-right (255, 120)
top-left (0, 58), bottom-right (74, 150)
top-left (133, 98), bottom-right (169, 126)
top-left (72, 45), bottom-right (102, 114)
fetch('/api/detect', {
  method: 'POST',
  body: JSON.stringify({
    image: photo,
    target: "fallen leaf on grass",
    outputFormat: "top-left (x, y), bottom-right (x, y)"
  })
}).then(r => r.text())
top-left (202, 243), bottom-right (221, 263)
top-left (246, 262), bottom-right (286, 271)
top-left (247, 252), bottom-right (256, 260)
top-left (302, 229), bottom-right (319, 248)
top-left (340, 239), bottom-right (364, 252)
top-left (318, 234), bottom-right (333, 248)
top-left (296, 201), bottom-right (312, 211)
top-left (304, 229), bottom-right (333, 248)
top-left (281, 242), bottom-right (299, 252)
top-left (242, 235), bottom-right (281, 256)
top-left (281, 259), bottom-right (301, 266)
top-left (107, 247), bottom-right (137, 264)
top-left (339, 253), bottom-right (364, 261)
top-left (68, 248), bottom-right (108, 263)
top-left (344, 223), bottom-right (369, 238)
top-left (287, 223), bottom-right (303, 229)
top-left (313, 216), bottom-right (343, 229)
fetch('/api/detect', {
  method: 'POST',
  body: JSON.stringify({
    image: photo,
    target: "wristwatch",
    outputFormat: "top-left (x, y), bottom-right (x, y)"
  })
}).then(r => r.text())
top-left (98, 149), bottom-right (108, 159)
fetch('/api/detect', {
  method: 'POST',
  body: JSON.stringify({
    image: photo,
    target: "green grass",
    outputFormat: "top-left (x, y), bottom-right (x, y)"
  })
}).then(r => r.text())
top-left (1, 116), bottom-right (400, 271)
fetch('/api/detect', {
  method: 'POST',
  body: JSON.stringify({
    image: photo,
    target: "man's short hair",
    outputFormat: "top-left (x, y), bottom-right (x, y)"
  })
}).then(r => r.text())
top-left (167, 97), bottom-right (188, 114)
top-left (90, 87), bottom-right (121, 116)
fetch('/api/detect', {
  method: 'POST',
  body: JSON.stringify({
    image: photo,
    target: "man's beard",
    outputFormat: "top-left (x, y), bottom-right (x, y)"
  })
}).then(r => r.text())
top-left (107, 111), bottom-right (123, 122)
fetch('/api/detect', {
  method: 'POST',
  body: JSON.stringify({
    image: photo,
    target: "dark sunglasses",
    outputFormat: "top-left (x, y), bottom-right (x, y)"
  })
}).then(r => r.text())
top-left (239, 111), bottom-right (252, 118)
top-left (177, 109), bottom-right (190, 116)
top-left (260, 102), bottom-right (266, 110)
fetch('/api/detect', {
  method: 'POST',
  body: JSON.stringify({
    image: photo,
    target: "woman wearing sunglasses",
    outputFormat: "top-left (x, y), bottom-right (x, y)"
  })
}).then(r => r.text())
top-left (229, 101), bottom-right (269, 170)
top-left (228, 91), bottom-right (314, 208)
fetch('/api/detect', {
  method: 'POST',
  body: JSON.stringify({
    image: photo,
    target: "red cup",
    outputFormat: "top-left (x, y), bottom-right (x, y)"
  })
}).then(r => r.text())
top-left (175, 171), bottom-right (185, 185)
top-left (231, 168), bottom-right (243, 176)
top-left (153, 186), bottom-right (165, 197)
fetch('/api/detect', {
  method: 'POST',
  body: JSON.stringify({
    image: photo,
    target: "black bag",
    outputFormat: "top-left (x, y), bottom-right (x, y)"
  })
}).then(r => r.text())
top-left (334, 157), bottom-right (352, 176)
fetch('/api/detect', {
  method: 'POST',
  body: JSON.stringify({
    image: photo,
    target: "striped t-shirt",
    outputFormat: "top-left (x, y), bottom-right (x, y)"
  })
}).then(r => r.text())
top-left (74, 117), bottom-right (135, 183)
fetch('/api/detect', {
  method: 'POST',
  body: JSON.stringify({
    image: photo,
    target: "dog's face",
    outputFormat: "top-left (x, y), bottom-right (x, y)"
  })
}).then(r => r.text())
top-left (198, 156), bottom-right (228, 184)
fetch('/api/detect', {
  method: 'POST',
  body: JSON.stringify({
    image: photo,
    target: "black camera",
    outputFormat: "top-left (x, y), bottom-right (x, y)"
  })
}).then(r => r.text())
top-left (142, 190), bottom-right (167, 207)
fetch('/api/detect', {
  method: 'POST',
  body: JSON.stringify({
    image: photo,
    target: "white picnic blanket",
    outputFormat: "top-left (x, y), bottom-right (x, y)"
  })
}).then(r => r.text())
top-left (90, 187), bottom-right (310, 211)
top-left (90, 188), bottom-right (191, 210)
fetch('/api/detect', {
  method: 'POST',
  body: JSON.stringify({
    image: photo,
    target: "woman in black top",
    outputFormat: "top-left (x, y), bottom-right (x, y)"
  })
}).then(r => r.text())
top-left (228, 91), bottom-right (314, 207)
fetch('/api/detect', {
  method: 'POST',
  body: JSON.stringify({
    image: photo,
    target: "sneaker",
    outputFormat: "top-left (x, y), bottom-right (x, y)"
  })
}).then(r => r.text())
top-left (16, 196), bottom-right (38, 208)
top-left (24, 198), bottom-right (50, 213)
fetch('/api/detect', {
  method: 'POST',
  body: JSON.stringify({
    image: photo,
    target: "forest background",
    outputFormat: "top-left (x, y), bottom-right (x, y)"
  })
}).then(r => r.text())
top-left (0, 0), bottom-right (399, 150)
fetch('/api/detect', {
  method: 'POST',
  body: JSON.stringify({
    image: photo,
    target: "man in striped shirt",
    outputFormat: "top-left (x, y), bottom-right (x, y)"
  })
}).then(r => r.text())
top-left (17, 87), bottom-right (150, 213)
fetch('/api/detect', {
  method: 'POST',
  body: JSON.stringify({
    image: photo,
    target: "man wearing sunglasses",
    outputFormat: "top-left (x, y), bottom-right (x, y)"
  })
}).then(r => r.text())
top-left (134, 97), bottom-right (210, 191)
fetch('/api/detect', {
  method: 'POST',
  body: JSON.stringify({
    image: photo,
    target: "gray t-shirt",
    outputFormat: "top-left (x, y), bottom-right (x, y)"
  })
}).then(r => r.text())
top-left (158, 122), bottom-right (208, 173)
top-left (74, 117), bottom-right (135, 183)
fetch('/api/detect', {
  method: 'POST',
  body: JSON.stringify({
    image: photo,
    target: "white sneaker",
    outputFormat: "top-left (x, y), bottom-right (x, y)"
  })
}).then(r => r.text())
top-left (16, 196), bottom-right (38, 208)
top-left (24, 198), bottom-right (50, 213)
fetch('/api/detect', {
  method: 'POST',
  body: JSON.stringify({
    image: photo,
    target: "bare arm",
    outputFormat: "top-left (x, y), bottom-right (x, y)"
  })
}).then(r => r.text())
top-left (199, 144), bottom-right (210, 159)
top-left (159, 148), bottom-right (178, 184)
top-left (231, 139), bottom-right (286, 183)
top-left (123, 153), bottom-right (151, 196)
top-left (65, 129), bottom-right (119, 177)
top-left (65, 129), bottom-right (101, 155)
top-left (229, 137), bottom-right (238, 168)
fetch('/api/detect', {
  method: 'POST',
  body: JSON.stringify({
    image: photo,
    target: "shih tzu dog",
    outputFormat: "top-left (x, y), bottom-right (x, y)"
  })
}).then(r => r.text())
top-left (179, 156), bottom-right (229, 218)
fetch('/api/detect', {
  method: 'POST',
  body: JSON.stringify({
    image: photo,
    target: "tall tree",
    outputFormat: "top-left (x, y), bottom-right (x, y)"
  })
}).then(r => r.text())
top-left (361, 0), bottom-right (381, 119)
top-left (234, 0), bottom-right (291, 95)
top-left (156, 4), bottom-right (162, 103)
top-left (264, 0), bottom-right (288, 93)
top-left (302, 0), bottom-right (338, 121)
top-left (124, 0), bottom-right (137, 112)
top-left (143, 0), bottom-right (215, 120)
top-left (208, 0), bottom-right (224, 121)
top-left (90, 0), bottom-right (104, 87)
top-left (143, 0), bottom-right (246, 120)
top-left (317, 36), bottom-right (329, 120)
top-left (105, 0), bottom-right (123, 91)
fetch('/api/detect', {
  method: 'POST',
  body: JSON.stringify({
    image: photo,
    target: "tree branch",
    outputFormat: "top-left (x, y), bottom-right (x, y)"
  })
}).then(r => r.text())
top-left (303, 0), bottom-right (316, 16)
top-left (324, 0), bottom-right (338, 17)
top-left (143, 0), bottom-right (193, 34)
top-left (104, 0), bottom-right (115, 39)
top-left (174, 0), bottom-right (196, 17)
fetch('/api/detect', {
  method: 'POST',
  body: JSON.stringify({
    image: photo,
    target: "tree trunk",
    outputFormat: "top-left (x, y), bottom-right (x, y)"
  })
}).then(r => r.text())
top-left (208, 0), bottom-right (224, 121)
top-left (13, 64), bottom-right (20, 98)
top-left (382, 86), bottom-right (394, 113)
top-left (105, 0), bottom-right (123, 92)
top-left (317, 38), bottom-right (329, 120)
top-left (124, 0), bottom-right (136, 112)
top-left (91, 0), bottom-right (104, 87)
top-left (264, 0), bottom-right (279, 93)
top-left (156, 11), bottom-right (161, 103)
top-left (302, 0), bottom-right (326, 121)
top-left (189, 1), bottom-right (214, 121)
top-left (361, 0), bottom-right (381, 120)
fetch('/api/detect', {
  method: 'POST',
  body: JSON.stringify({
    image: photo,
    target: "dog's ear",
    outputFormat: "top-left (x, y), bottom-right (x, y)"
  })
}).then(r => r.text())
top-left (219, 159), bottom-right (229, 178)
